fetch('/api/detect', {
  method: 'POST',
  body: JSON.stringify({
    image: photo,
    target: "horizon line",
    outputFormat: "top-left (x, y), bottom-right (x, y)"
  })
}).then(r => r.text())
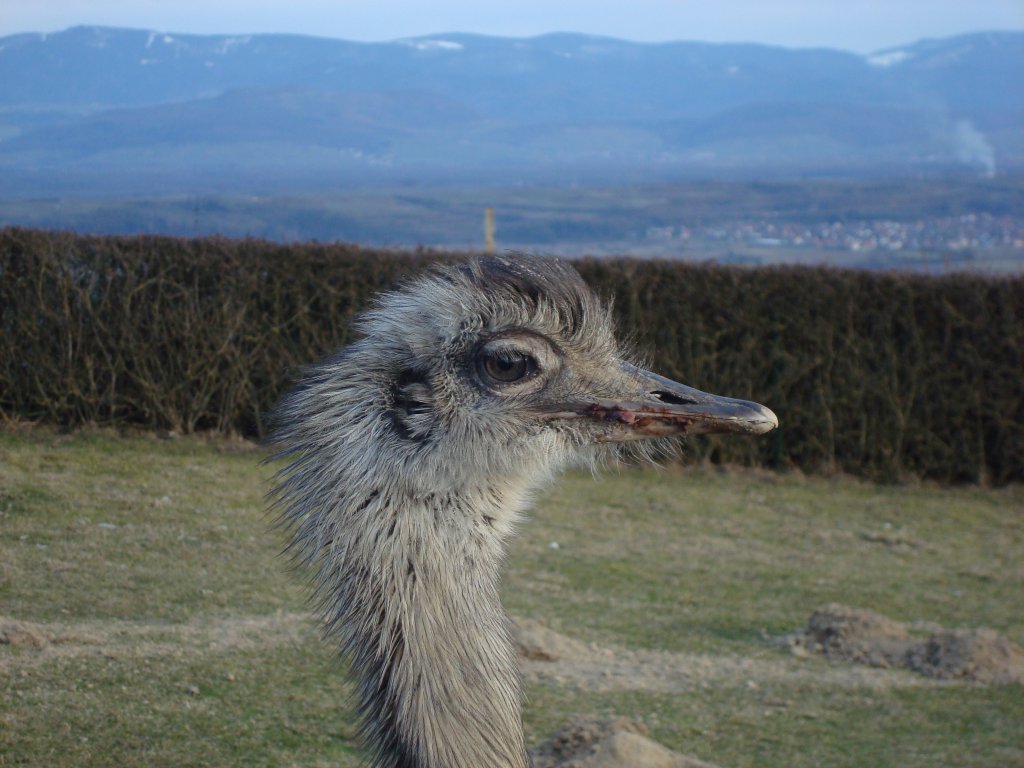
top-left (2, 23), bottom-right (1023, 56)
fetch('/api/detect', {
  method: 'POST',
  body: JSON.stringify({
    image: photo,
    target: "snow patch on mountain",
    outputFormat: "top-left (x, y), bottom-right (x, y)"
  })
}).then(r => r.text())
top-left (867, 50), bottom-right (911, 67)
top-left (402, 39), bottom-right (464, 52)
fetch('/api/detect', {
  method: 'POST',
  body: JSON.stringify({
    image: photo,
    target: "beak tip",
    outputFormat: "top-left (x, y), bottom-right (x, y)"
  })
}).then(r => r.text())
top-left (750, 405), bottom-right (779, 435)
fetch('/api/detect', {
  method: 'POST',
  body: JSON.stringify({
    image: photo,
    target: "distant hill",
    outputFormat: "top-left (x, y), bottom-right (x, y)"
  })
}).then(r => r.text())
top-left (0, 26), bottom-right (1022, 196)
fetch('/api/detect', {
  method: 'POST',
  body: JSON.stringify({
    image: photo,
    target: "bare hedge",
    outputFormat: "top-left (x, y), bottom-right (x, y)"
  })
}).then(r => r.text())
top-left (2, 227), bottom-right (1021, 483)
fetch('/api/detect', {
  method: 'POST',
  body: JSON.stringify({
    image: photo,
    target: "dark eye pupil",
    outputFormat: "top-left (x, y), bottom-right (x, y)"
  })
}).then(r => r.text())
top-left (482, 352), bottom-right (533, 383)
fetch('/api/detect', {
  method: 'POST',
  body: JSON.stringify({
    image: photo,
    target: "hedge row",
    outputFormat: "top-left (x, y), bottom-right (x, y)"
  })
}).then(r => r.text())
top-left (2, 227), bottom-right (1022, 483)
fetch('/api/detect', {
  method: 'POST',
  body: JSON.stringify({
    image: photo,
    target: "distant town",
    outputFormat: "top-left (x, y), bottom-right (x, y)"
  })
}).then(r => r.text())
top-left (646, 213), bottom-right (1024, 254)
top-left (3, 178), bottom-right (1022, 272)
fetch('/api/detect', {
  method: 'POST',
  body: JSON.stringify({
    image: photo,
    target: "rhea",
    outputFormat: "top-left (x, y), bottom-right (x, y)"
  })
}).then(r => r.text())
top-left (270, 255), bottom-right (777, 768)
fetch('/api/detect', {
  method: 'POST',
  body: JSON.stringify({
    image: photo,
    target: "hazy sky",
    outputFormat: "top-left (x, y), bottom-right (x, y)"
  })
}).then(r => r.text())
top-left (3, 0), bottom-right (1023, 53)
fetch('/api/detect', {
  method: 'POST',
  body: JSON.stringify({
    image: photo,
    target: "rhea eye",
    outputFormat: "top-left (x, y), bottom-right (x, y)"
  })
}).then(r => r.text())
top-left (478, 349), bottom-right (538, 385)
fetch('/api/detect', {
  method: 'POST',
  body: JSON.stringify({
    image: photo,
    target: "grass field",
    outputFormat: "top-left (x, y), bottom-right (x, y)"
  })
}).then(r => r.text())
top-left (1, 428), bottom-right (1022, 767)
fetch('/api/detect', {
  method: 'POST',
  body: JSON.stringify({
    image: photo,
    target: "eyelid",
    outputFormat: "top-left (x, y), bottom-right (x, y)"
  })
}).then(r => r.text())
top-left (490, 347), bottom-right (530, 362)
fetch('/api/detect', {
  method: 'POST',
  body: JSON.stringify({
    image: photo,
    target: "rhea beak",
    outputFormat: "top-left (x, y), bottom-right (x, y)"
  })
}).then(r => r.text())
top-left (544, 362), bottom-right (778, 442)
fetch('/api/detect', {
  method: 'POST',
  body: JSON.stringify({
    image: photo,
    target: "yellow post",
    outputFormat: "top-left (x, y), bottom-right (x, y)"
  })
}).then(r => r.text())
top-left (484, 207), bottom-right (496, 253)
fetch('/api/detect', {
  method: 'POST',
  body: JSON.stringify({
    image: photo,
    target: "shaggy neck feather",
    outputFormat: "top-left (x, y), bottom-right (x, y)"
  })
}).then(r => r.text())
top-left (313, 481), bottom-right (531, 768)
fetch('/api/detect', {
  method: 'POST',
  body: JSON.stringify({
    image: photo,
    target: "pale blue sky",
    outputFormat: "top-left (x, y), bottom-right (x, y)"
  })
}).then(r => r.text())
top-left (3, 0), bottom-right (1023, 53)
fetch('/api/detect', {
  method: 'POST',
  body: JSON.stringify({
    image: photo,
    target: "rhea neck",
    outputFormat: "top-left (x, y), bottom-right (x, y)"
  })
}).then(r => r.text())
top-left (322, 469), bottom-right (534, 768)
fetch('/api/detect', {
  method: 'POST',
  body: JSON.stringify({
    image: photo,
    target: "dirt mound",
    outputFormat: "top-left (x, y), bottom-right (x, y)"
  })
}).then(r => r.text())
top-left (788, 604), bottom-right (1024, 684)
top-left (802, 604), bottom-right (911, 667)
top-left (514, 623), bottom-right (721, 767)
top-left (531, 717), bottom-right (718, 768)
top-left (905, 628), bottom-right (1024, 685)
top-left (0, 618), bottom-right (52, 649)
top-left (514, 618), bottom-right (594, 661)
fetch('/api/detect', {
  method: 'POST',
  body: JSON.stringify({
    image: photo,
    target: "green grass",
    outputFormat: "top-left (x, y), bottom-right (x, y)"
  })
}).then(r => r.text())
top-left (507, 468), bottom-right (1024, 653)
top-left (1, 428), bottom-right (1022, 767)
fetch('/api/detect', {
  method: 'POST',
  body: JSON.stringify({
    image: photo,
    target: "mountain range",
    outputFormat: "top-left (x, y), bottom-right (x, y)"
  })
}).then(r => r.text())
top-left (0, 26), bottom-right (1022, 197)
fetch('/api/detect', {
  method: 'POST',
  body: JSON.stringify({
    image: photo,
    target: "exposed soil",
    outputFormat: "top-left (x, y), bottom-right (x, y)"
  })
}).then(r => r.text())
top-left (531, 717), bottom-right (718, 768)
top-left (5, 609), bottom-right (1018, 767)
top-left (5, 608), bottom-right (990, 692)
top-left (0, 612), bottom-right (310, 669)
top-left (0, 617), bottom-right (52, 649)
top-left (512, 616), bottom-right (933, 695)
top-left (782, 604), bottom-right (1024, 685)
